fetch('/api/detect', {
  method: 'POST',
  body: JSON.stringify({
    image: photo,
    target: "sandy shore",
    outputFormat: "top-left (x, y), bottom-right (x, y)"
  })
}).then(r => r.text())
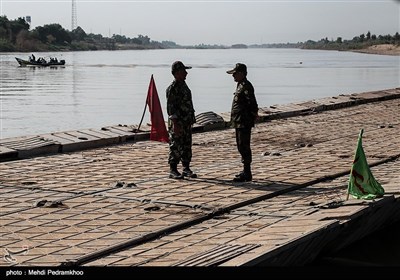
top-left (351, 44), bottom-right (400, 56)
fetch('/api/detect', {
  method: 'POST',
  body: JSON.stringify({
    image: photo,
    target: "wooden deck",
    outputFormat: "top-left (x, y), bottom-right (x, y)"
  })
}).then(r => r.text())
top-left (0, 88), bottom-right (399, 268)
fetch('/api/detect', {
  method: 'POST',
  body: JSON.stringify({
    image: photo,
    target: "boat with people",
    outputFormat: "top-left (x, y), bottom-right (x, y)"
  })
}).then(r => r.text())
top-left (15, 55), bottom-right (65, 67)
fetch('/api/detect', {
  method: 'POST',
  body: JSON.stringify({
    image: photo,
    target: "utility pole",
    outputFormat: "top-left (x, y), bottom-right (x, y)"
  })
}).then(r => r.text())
top-left (71, 0), bottom-right (77, 30)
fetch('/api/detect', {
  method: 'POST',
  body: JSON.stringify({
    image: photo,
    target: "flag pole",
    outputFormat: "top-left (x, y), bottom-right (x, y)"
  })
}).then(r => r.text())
top-left (136, 75), bottom-right (153, 132)
top-left (136, 98), bottom-right (148, 133)
top-left (346, 129), bottom-right (363, 201)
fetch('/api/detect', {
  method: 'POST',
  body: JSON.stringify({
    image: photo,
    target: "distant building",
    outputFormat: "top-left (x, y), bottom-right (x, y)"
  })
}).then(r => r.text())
top-left (25, 15), bottom-right (31, 26)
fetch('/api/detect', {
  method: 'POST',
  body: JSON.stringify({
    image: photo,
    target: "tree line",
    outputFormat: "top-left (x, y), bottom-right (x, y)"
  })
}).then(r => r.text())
top-left (1, 16), bottom-right (399, 52)
top-left (0, 16), bottom-right (178, 52)
top-left (249, 31), bottom-right (400, 50)
top-left (300, 31), bottom-right (400, 51)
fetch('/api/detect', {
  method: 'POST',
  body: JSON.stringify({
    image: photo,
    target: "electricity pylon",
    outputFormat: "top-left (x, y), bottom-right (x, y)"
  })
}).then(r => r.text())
top-left (71, 0), bottom-right (77, 30)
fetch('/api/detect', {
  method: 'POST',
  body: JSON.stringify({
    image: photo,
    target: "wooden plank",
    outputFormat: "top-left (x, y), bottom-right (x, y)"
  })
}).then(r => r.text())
top-left (222, 219), bottom-right (339, 266)
top-left (81, 129), bottom-right (121, 139)
top-left (0, 145), bottom-right (18, 161)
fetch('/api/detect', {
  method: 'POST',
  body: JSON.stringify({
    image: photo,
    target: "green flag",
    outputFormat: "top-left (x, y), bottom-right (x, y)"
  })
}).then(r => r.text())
top-left (347, 129), bottom-right (385, 200)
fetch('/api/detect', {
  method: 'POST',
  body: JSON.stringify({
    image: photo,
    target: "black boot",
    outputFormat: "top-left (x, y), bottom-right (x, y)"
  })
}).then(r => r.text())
top-left (235, 171), bottom-right (245, 178)
top-left (169, 163), bottom-right (183, 179)
top-left (182, 162), bottom-right (197, 178)
top-left (233, 164), bottom-right (252, 182)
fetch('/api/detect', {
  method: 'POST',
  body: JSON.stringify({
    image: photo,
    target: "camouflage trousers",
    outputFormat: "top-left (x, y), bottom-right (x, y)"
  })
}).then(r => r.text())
top-left (168, 124), bottom-right (193, 165)
top-left (235, 127), bottom-right (252, 165)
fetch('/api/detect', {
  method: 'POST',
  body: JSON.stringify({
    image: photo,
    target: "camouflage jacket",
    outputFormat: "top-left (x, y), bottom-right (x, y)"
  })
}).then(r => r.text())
top-left (166, 80), bottom-right (196, 126)
top-left (230, 79), bottom-right (258, 128)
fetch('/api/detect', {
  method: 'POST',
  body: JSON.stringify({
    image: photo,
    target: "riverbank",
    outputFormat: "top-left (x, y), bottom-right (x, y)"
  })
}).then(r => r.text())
top-left (351, 44), bottom-right (400, 56)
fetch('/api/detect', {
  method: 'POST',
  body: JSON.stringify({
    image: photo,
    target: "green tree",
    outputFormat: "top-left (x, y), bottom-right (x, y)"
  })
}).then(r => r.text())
top-left (394, 32), bottom-right (400, 44)
top-left (71, 26), bottom-right (87, 41)
top-left (87, 33), bottom-right (104, 41)
top-left (33, 23), bottom-right (71, 45)
top-left (9, 17), bottom-right (30, 43)
top-left (137, 34), bottom-right (150, 45)
top-left (112, 34), bottom-right (128, 44)
top-left (0, 16), bottom-right (10, 40)
top-left (131, 37), bottom-right (142, 45)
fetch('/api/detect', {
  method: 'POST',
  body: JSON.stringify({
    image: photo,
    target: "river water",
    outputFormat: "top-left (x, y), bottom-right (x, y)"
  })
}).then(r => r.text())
top-left (0, 48), bottom-right (399, 139)
top-left (1, 48), bottom-right (400, 267)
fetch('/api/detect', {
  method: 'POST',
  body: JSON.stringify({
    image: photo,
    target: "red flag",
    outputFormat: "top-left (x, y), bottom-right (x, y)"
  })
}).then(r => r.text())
top-left (146, 75), bottom-right (169, 143)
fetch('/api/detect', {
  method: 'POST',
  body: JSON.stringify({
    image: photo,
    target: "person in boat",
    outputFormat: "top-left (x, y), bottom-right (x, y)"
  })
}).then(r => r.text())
top-left (30, 54), bottom-right (36, 62)
top-left (49, 57), bottom-right (59, 64)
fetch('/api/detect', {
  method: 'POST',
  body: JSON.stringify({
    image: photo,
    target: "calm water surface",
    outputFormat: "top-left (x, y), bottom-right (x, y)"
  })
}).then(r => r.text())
top-left (0, 48), bottom-right (399, 139)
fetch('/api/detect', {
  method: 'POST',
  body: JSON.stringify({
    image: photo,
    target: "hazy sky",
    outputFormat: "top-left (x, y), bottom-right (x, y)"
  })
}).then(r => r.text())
top-left (1, 0), bottom-right (399, 45)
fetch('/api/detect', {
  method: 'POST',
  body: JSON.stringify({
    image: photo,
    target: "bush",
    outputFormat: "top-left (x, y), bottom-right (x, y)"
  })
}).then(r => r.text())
top-left (0, 38), bottom-right (15, 51)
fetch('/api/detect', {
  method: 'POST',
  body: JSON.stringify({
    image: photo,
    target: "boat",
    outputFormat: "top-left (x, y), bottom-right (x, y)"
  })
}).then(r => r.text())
top-left (15, 57), bottom-right (65, 67)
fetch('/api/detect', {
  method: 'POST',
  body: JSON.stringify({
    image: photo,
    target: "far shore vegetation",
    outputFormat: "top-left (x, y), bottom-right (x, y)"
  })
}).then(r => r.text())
top-left (1, 16), bottom-right (399, 53)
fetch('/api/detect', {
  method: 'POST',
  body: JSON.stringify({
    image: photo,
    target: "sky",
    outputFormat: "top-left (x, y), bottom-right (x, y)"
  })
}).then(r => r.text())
top-left (1, 0), bottom-right (399, 46)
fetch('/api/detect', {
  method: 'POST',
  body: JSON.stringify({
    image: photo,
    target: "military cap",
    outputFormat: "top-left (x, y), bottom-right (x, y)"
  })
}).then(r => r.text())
top-left (171, 61), bottom-right (192, 73)
top-left (226, 63), bottom-right (247, 74)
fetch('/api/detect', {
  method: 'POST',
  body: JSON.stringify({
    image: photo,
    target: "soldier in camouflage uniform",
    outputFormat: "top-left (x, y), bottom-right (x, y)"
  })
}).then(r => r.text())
top-left (227, 63), bottom-right (258, 182)
top-left (166, 61), bottom-right (197, 179)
